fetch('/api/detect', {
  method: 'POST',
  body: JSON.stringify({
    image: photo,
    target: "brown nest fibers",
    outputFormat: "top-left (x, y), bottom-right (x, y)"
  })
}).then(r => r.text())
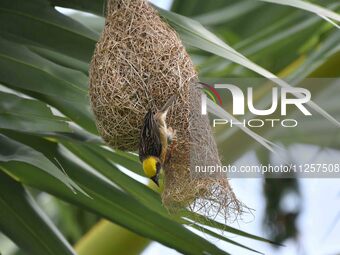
top-left (89, 0), bottom-right (241, 220)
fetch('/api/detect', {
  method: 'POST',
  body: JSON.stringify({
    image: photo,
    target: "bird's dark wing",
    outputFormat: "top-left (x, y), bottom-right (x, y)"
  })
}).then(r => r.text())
top-left (139, 110), bottom-right (162, 161)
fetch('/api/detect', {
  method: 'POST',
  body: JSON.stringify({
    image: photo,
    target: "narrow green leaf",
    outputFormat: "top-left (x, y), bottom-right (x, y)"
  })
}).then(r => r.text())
top-left (61, 140), bottom-right (166, 215)
top-left (194, 1), bottom-right (261, 26)
top-left (0, 91), bottom-right (70, 133)
top-left (91, 145), bottom-right (144, 176)
top-left (241, 3), bottom-right (340, 58)
top-left (0, 171), bottom-right (76, 255)
top-left (0, 37), bottom-right (87, 101)
top-left (2, 132), bottom-right (230, 255)
top-left (0, 37), bottom-right (97, 133)
top-left (288, 31), bottom-right (340, 83)
top-left (0, 0), bottom-right (97, 62)
top-left (0, 133), bottom-right (83, 194)
top-left (49, 0), bottom-right (105, 16)
top-left (171, 0), bottom-right (232, 17)
top-left (29, 45), bottom-right (89, 74)
top-left (67, 12), bottom-right (105, 34)
top-left (258, 0), bottom-right (340, 23)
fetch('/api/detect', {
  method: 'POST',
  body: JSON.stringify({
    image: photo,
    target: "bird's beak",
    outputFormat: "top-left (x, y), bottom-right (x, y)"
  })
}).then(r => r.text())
top-left (151, 175), bottom-right (159, 187)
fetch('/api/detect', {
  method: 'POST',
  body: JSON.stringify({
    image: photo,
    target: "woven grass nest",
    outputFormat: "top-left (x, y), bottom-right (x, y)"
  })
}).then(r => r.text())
top-left (89, 0), bottom-right (241, 219)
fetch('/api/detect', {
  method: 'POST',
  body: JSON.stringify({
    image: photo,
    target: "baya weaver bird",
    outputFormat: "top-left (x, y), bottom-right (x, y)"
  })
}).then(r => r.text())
top-left (139, 96), bottom-right (177, 186)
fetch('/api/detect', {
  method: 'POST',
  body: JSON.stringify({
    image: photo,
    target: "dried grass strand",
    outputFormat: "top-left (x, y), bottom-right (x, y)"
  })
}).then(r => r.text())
top-left (89, 0), bottom-right (242, 221)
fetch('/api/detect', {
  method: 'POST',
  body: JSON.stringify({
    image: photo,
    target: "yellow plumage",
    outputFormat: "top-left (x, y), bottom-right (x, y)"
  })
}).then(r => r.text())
top-left (142, 156), bottom-right (158, 178)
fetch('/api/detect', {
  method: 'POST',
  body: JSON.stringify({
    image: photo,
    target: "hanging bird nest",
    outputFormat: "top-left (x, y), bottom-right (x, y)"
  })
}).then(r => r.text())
top-left (89, 0), bottom-right (241, 220)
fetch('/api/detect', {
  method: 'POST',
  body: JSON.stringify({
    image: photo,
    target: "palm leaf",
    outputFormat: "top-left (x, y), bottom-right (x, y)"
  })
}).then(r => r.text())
top-left (0, 171), bottom-right (76, 255)
top-left (258, 0), bottom-right (340, 24)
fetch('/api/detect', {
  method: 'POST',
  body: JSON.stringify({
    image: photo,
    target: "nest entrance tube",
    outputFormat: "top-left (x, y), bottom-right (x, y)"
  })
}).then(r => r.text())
top-left (89, 0), bottom-right (241, 220)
